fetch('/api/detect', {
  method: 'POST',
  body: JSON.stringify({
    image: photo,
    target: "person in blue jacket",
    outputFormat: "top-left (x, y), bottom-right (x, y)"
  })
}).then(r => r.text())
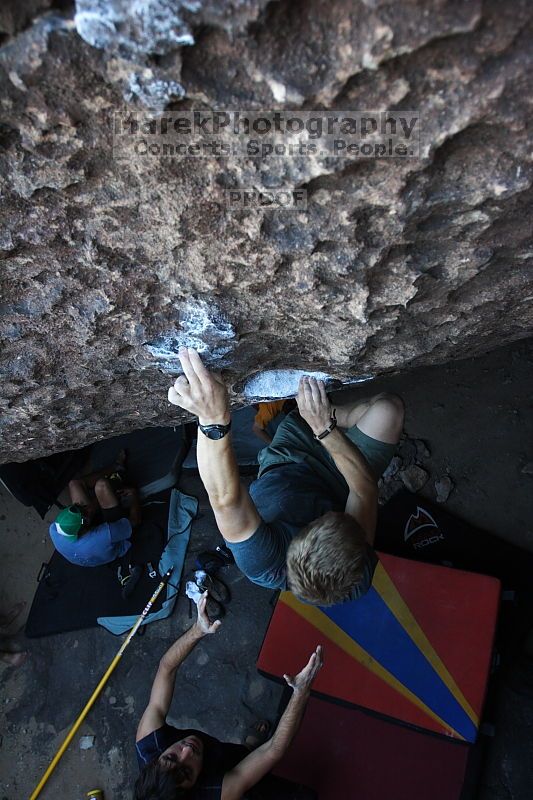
top-left (49, 465), bottom-right (141, 567)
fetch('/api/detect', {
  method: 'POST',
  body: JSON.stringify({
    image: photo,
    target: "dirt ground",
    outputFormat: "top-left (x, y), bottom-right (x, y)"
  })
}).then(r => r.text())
top-left (0, 337), bottom-right (532, 800)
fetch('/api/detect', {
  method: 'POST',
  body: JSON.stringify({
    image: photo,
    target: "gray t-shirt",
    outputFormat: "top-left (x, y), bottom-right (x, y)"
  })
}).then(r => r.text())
top-left (225, 462), bottom-right (377, 596)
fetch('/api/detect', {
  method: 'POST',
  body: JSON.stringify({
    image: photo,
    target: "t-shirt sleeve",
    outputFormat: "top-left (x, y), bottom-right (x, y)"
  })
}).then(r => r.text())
top-left (108, 517), bottom-right (132, 543)
top-left (135, 724), bottom-right (185, 768)
top-left (224, 520), bottom-right (292, 590)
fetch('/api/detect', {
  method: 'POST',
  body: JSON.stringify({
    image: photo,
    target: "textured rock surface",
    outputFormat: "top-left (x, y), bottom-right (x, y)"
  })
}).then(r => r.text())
top-left (0, 0), bottom-right (532, 462)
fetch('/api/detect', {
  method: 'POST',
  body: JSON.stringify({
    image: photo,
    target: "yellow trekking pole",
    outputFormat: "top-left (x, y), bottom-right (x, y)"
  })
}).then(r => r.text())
top-left (29, 568), bottom-right (173, 800)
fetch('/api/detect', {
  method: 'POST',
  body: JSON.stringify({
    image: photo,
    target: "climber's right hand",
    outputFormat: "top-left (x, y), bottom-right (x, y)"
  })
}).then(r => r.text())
top-left (168, 347), bottom-right (231, 426)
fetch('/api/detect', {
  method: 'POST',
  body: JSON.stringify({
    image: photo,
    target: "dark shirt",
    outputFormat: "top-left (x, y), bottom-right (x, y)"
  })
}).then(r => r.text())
top-left (135, 723), bottom-right (317, 800)
top-left (136, 723), bottom-right (247, 799)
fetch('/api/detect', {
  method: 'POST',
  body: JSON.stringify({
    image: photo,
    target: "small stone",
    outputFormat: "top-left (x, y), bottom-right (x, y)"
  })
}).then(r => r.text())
top-left (79, 735), bottom-right (95, 750)
top-left (398, 437), bottom-right (417, 462)
top-left (435, 476), bottom-right (454, 503)
top-left (382, 455), bottom-right (402, 483)
top-left (378, 477), bottom-right (403, 504)
top-left (399, 465), bottom-right (429, 492)
top-left (109, 696), bottom-right (116, 705)
top-left (521, 462), bottom-right (533, 475)
top-left (414, 439), bottom-right (431, 460)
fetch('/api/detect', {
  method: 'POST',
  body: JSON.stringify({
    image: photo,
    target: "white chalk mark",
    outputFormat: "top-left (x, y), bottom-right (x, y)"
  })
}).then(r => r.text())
top-left (126, 72), bottom-right (185, 115)
top-left (74, 0), bottom-right (199, 55)
top-left (145, 299), bottom-right (235, 372)
top-left (243, 369), bottom-right (373, 400)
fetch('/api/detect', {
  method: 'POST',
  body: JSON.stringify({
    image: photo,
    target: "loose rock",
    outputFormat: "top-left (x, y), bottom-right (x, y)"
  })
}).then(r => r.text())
top-left (381, 456), bottom-right (403, 483)
top-left (398, 438), bottom-right (417, 463)
top-left (79, 735), bottom-right (95, 750)
top-left (378, 477), bottom-right (404, 505)
top-left (414, 439), bottom-right (431, 460)
top-left (435, 476), bottom-right (454, 503)
top-left (399, 465), bottom-right (429, 493)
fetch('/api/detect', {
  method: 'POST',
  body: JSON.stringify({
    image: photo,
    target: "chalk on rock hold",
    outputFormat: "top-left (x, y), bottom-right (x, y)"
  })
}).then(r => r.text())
top-left (145, 299), bottom-right (235, 373)
top-left (79, 735), bottom-right (95, 750)
top-left (399, 465), bottom-right (429, 493)
top-left (521, 462), bottom-right (533, 475)
top-left (242, 369), bottom-right (372, 401)
top-left (243, 369), bottom-right (331, 400)
top-left (435, 476), bottom-right (454, 503)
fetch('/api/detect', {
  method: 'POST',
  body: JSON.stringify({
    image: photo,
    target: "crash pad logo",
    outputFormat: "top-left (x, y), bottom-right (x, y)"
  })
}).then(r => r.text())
top-left (404, 506), bottom-right (444, 550)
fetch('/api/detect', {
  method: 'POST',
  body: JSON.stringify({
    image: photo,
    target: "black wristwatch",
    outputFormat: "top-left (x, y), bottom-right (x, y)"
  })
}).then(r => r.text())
top-left (198, 420), bottom-right (232, 440)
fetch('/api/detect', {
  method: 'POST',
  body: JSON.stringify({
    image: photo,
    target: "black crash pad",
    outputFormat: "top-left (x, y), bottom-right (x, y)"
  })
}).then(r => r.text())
top-left (26, 499), bottom-right (171, 638)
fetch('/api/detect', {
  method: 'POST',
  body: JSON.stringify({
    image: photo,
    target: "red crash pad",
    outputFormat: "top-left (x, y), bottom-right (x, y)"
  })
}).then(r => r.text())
top-left (274, 695), bottom-right (470, 800)
top-left (258, 552), bottom-right (500, 741)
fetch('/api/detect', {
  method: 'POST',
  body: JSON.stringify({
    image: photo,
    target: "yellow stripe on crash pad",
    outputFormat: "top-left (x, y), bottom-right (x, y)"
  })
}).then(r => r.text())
top-left (372, 561), bottom-right (479, 728)
top-left (280, 591), bottom-right (464, 740)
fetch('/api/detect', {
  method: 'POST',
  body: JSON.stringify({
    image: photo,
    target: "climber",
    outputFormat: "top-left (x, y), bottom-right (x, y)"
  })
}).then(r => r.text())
top-left (134, 591), bottom-right (320, 799)
top-left (48, 455), bottom-right (142, 567)
top-left (168, 348), bottom-right (404, 605)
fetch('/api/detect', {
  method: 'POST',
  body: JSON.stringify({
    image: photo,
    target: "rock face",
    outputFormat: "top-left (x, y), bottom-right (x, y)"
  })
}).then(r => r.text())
top-left (0, 0), bottom-right (532, 463)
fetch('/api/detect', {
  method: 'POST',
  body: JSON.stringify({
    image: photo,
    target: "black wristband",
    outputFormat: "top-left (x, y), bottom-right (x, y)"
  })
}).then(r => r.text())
top-left (314, 409), bottom-right (337, 440)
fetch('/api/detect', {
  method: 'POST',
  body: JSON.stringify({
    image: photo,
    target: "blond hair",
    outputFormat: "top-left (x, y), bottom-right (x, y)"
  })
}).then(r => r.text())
top-left (286, 511), bottom-right (368, 605)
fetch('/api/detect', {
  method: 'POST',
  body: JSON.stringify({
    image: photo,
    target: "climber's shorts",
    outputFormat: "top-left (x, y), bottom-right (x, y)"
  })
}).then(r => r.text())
top-left (256, 410), bottom-right (397, 505)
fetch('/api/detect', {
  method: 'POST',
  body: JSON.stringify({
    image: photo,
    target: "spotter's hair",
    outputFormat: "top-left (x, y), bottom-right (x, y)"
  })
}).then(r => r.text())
top-left (286, 511), bottom-right (369, 605)
top-left (133, 761), bottom-right (187, 800)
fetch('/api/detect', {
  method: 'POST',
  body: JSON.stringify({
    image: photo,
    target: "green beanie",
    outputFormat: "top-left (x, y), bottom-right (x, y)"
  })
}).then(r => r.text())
top-left (55, 505), bottom-right (83, 539)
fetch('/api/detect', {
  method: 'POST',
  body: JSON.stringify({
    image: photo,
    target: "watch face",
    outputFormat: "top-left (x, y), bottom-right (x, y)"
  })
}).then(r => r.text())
top-left (199, 422), bottom-right (231, 440)
top-left (207, 428), bottom-right (225, 440)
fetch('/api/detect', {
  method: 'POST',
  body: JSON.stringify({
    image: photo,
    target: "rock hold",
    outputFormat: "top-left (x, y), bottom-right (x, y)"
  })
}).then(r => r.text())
top-left (0, 0), bottom-right (533, 462)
